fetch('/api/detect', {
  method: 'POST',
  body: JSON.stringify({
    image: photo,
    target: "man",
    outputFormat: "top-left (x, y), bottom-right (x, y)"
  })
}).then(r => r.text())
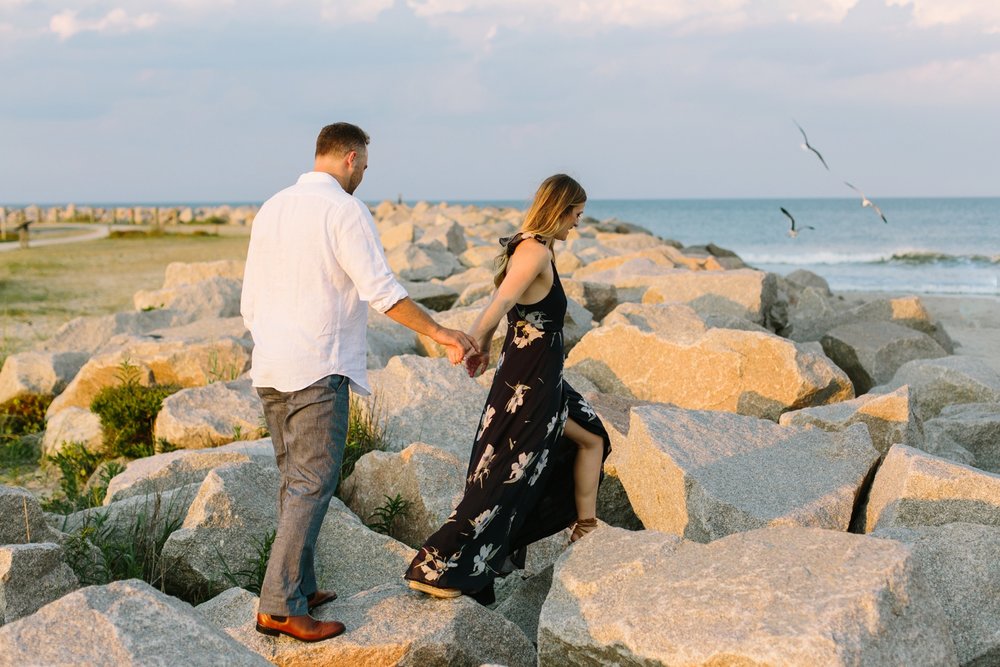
top-left (241, 122), bottom-right (477, 642)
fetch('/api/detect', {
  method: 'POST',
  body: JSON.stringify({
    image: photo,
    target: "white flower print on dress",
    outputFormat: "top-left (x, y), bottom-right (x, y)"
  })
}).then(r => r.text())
top-left (415, 546), bottom-right (462, 582)
top-left (469, 443), bottom-right (495, 487)
top-left (471, 543), bottom-right (502, 576)
top-left (470, 504), bottom-right (500, 538)
top-left (528, 449), bottom-right (549, 486)
top-left (504, 451), bottom-right (537, 484)
top-left (505, 383), bottom-right (530, 414)
top-left (578, 397), bottom-right (598, 422)
top-left (522, 310), bottom-right (550, 329)
top-left (545, 413), bottom-right (558, 437)
top-left (496, 351), bottom-right (505, 371)
top-left (511, 320), bottom-right (544, 349)
top-left (477, 405), bottom-right (495, 441)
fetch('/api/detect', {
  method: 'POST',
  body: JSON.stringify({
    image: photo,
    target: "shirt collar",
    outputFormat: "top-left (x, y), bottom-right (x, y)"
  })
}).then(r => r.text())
top-left (297, 171), bottom-right (343, 190)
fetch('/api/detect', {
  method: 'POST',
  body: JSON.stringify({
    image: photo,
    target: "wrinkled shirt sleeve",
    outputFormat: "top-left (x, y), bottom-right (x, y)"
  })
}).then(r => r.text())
top-left (331, 199), bottom-right (408, 313)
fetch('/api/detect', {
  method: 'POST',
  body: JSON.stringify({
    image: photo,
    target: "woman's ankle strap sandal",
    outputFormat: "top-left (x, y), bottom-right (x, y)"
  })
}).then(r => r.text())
top-left (570, 517), bottom-right (598, 543)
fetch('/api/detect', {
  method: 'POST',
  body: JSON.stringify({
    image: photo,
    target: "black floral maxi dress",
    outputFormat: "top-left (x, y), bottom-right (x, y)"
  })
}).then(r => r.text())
top-left (404, 232), bottom-right (611, 604)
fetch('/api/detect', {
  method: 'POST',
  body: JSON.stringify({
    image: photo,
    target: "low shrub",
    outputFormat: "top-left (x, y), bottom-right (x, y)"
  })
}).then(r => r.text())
top-left (90, 359), bottom-right (180, 459)
top-left (338, 390), bottom-right (393, 492)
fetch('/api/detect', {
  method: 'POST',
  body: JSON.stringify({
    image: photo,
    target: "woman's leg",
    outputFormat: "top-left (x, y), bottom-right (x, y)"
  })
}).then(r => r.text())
top-left (564, 417), bottom-right (605, 524)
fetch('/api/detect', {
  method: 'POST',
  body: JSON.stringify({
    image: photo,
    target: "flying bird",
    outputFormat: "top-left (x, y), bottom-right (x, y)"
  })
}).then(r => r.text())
top-left (793, 120), bottom-right (830, 171)
top-left (844, 181), bottom-right (888, 223)
top-left (780, 207), bottom-right (815, 238)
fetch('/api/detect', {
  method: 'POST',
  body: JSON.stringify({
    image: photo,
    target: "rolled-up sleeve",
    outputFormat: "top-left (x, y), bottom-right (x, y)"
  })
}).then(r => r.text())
top-left (331, 199), bottom-right (409, 313)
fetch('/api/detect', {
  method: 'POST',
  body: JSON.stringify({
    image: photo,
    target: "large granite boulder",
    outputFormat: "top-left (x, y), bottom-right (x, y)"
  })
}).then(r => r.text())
top-left (639, 268), bottom-right (779, 326)
top-left (103, 438), bottom-right (274, 504)
top-left (494, 566), bottom-right (554, 644)
top-left (47, 321), bottom-right (252, 417)
top-left (872, 356), bottom-right (1000, 420)
top-left (163, 259), bottom-right (244, 288)
top-left (821, 321), bottom-right (949, 394)
top-left (561, 278), bottom-right (618, 322)
top-left (921, 402), bottom-right (1000, 474)
top-left (399, 280), bottom-right (459, 312)
top-left (366, 307), bottom-right (419, 369)
top-left (864, 444), bottom-right (1000, 532)
top-left (538, 526), bottom-right (956, 666)
top-left (566, 302), bottom-right (854, 421)
top-left (420, 220), bottom-right (468, 255)
top-left (365, 355), bottom-right (488, 460)
top-left (0, 543), bottom-right (78, 625)
top-left (875, 523), bottom-right (1000, 667)
top-left (59, 482), bottom-right (200, 547)
top-left (41, 406), bottom-right (103, 456)
top-left (37, 309), bottom-right (179, 356)
top-left (0, 351), bottom-right (88, 404)
top-left (387, 242), bottom-right (461, 281)
top-left (340, 442), bottom-right (464, 549)
top-left (160, 461), bottom-right (415, 599)
top-left (0, 485), bottom-right (62, 545)
top-left (613, 405), bottom-right (879, 540)
top-left (778, 386), bottom-right (921, 457)
top-left (154, 378), bottom-right (265, 449)
top-left (198, 584), bottom-right (536, 667)
top-left (0, 579), bottom-right (269, 665)
top-left (133, 276), bottom-right (243, 320)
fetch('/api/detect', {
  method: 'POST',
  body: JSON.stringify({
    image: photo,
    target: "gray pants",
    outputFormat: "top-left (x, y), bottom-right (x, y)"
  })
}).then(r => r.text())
top-left (256, 374), bottom-right (350, 617)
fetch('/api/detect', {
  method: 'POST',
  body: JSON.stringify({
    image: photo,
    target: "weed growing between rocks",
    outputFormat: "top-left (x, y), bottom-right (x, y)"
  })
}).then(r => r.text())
top-left (0, 394), bottom-right (51, 471)
top-left (90, 358), bottom-right (180, 459)
top-left (61, 491), bottom-right (188, 589)
top-left (217, 529), bottom-right (276, 596)
top-left (338, 389), bottom-right (393, 492)
top-left (367, 494), bottom-right (412, 539)
top-left (42, 445), bottom-right (126, 513)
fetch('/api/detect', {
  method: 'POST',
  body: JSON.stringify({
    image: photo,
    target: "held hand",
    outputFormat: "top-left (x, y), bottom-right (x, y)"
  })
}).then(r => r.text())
top-left (433, 327), bottom-right (479, 366)
top-left (464, 350), bottom-right (490, 378)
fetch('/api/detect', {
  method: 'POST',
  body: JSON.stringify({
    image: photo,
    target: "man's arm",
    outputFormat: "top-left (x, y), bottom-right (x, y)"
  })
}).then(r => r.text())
top-left (383, 297), bottom-right (478, 364)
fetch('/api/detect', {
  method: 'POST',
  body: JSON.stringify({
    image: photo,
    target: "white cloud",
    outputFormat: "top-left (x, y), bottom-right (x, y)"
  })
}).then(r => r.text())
top-left (887, 0), bottom-right (1000, 32)
top-left (49, 7), bottom-right (159, 40)
top-left (320, 0), bottom-right (394, 24)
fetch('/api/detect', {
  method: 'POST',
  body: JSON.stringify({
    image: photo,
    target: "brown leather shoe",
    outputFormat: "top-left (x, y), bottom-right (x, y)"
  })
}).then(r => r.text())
top-left (255, 613), bottom-right (345, 642)
top-left (306, 590), bottom-right (338, 611)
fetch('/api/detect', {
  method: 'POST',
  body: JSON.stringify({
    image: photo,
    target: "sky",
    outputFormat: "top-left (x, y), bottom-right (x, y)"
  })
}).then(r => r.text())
top-left (1, 0), bottom-right (999, 203)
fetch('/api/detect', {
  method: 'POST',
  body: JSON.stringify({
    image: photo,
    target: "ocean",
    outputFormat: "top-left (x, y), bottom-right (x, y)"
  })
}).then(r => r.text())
top-left (457, 197), bottom-right (1000, 296)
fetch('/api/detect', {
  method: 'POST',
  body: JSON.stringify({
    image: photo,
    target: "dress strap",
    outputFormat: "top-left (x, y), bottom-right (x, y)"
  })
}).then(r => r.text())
top-left (499, 231), bottom-right (546, 257)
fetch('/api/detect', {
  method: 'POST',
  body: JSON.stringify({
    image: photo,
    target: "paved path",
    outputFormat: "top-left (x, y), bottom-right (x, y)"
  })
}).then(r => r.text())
top-left (0, 223), bottom-right (111, 251)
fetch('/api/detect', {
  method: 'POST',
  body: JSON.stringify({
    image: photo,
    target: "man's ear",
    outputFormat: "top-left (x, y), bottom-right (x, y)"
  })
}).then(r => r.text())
top-left (345, 150), bottom-right (358, 169)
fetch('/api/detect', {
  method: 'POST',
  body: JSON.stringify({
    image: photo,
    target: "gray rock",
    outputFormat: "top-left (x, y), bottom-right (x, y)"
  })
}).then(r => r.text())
top-left (154, 379), bottom-right (265, 450)
top-left (640, 268), bottom-right (779, 326)
top-left (874, 523), bottom-right (1000, 667)
top-left (457, 244), bottom-right (498, 269)
top-left (387, 242), bottom-right (461, 281)
top-left (538, 525), bottom-right (957, 666)
top-left (420, 220), bottom-right (468, 255)
top-left (872, 355), bottom-right (1000, 420)
top-left (566, 302), bottom-right (854, 421)
top-left (778, 385), bottom-right (922, 457)
top-left (0, 351), bottom-right (88, 404)
top-left (365, 355), bottom-right (489, 460)
top-left (163, 260), bottom-right (245, 288)
top-left (495, 566), bottom-right (554, 644)
top-left (133, 276), bottom-right (243, 321)
top-left (0, 579), bottom-right (269, 665)
top-left (821, 321), bottom-right (948, 394)
top-left (198, 583), bottom-right (536, 666)
top-left (864, 444), bottom-right (1000, 532)
top-left (41, 406), bottom-right (103, 457)
top-left (615, 404), bottom-right (880, 541)
top-left (47, 323), bottom-right (253, 417)
top-left (38, 309), bottom-right (179, 356)
top-left (400, 280), bottom-right (459, 311)
top-left (0, 485), bottom-right (61, 545)
top-left (104, 438), bottom-right (274, 504)
top-left (922, 402), bottom-right (1000, 474)
top-left (340, 443), bottom-right (464, 549)
top-left (785, 268), bottom-right (832, 296)
top-left (561, 278), bottom-right (619, 322)
top-left (0, 543), bottom-right (78, 626)
top-left (366, 307), bottom-right (419, 369)
top-left (380, 219), bottom-right (416, 251)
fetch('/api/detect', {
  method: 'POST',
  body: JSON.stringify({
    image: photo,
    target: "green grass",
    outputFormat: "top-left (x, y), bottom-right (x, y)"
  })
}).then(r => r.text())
top-left (339, 390), bottom-right (393, 492)
top-left (217, 529), bottom-right (276, 596)
top-left (367, 494), bottom-right (412, 539)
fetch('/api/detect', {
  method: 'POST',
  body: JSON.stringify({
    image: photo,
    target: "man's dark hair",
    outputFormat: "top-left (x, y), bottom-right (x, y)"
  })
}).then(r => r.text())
top-left (315, 122), bottom-right (370, 158)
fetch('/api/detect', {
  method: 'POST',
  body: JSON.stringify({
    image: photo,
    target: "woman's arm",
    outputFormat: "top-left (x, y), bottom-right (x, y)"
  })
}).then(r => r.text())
top-left (465, 238), bottom-right (550, 374)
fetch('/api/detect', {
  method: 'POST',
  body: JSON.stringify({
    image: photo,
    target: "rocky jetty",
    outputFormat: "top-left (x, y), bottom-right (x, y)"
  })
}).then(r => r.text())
top-left (1, 199), bottom-right (998, 664)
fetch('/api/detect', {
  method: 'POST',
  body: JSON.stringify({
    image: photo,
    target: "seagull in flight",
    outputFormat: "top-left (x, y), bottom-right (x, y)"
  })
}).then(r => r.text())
top-left (794, 120), bottom-right (830, 171)
top-left (844, 181), bottom-right (888, 224)
top-left (780, 207), bottom-right (815, 238)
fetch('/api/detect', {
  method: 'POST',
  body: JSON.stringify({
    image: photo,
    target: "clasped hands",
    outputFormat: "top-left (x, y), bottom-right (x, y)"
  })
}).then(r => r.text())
top-left (435, 327), bottom-right (489, 378)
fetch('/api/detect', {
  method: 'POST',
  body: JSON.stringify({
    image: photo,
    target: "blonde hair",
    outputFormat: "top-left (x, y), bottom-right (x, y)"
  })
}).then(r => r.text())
top-left (493, 174), bottom-right (586, 288)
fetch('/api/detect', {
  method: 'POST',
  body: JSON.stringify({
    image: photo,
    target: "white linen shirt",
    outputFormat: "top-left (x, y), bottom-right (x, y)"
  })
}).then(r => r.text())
top-left (241, 172), bottom-right (408, 395)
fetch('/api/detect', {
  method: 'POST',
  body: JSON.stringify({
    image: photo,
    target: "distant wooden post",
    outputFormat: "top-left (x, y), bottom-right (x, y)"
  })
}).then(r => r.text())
top-left (0, 206), bottom-right (6, 241)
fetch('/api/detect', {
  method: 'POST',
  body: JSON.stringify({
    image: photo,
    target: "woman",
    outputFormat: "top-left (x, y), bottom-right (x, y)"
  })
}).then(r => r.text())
top-left (403, 174), bottom-right (611, 603)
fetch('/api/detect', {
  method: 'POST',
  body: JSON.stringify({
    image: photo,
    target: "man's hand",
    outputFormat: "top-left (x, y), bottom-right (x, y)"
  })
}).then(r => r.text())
top-left (432, 327), bottom-right (478, 365)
